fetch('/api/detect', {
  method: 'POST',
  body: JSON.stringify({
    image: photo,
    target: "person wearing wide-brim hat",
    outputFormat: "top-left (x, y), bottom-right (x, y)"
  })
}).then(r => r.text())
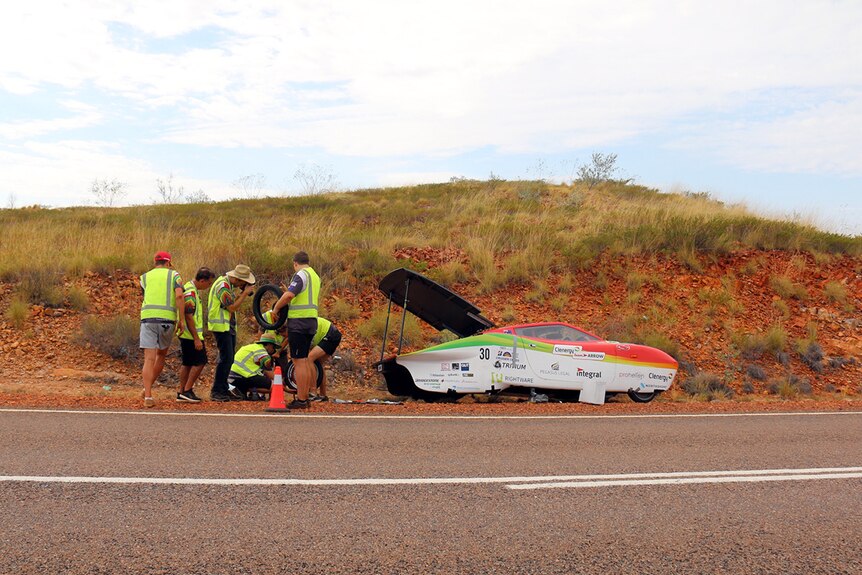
top-left (207, 264), bottom-right (256, 401)
top-left (226, 332), bottom-right (278, 401)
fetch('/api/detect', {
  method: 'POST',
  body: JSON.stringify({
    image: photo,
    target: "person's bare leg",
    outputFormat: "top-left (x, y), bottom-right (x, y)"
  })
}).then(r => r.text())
top-left (178, 365), bottom-right (190, 394)
top-left (142, 348), bottom-right (159, 401)
top-left (186, 365), bottom-right (205, 392)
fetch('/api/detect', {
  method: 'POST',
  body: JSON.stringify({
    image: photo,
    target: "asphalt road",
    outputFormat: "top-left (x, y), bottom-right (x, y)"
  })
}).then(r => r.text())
top-left (1, 409), bottom-right (860, 574)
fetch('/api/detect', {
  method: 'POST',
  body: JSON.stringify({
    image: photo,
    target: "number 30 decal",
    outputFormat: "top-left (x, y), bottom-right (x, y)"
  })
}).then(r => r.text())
top-left (479, 348), bottom-right (491, 360)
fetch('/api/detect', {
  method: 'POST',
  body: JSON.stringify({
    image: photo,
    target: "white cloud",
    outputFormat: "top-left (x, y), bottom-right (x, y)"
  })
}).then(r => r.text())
top-left (1, 0), bottom-right (862, 210)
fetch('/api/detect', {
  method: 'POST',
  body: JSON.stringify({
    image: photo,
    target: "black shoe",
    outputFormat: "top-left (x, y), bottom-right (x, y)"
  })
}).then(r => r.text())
top-left (227, 388), bottom-right (244, 401)
top-left (187, 390), bottom-right (202, 401)
top-left (177, 391), bottom-right (201, 403)
top-left (288, 399), bottom-right (309, 410)
top-left (210, 393), bottom-right (231, 402)
top-left (309, 394), bottom-right (329, 402)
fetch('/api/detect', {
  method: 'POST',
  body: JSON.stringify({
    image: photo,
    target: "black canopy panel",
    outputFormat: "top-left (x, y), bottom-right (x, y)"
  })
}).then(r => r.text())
top-left (378, 268), bottom-right (495, 338)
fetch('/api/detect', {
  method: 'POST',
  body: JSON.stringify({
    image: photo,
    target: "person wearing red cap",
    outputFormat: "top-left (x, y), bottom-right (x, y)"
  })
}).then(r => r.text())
top-left (139, 251), bottom-right (185, 408)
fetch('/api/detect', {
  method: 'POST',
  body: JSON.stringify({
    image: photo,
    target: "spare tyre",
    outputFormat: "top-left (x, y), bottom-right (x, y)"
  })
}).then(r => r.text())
top-left (252, 284), bottom-right (287, 330)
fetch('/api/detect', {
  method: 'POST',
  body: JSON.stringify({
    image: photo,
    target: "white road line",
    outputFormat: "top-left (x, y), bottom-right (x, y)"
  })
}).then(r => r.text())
top-left (0, 408), bottom-right (860, 420)
top-left (2, 467), bottom-right (861, 487)
top-left (507, 472), bottom-right (862, 490)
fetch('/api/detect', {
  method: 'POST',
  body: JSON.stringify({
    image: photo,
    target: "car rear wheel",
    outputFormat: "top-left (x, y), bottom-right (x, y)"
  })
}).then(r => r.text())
top-left (627, 389), bottom-right (658, 403)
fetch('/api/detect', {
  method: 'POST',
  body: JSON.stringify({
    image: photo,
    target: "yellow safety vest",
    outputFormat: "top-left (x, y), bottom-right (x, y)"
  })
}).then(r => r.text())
top-left (311, 317), bottom-right (332, 347)
top-left (288, 267), bottom-right (320, 319)
top-left (207, 275), bottom-right (231, 333)
top-left (230, 343), bottom-right (269, 377)
top-left (179, 281), bottom-right (203, 340)
top-left (140, 268), bottom-right (179, 321)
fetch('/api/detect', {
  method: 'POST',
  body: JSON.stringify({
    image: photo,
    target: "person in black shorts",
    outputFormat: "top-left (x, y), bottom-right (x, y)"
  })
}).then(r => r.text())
top-left (307, 317), bottom-right (341, 401)
top-left (177, 267), bottom-right (215, 402)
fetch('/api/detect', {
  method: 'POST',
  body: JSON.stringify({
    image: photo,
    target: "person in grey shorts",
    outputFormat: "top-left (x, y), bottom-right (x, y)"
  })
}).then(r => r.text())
top-left (139, 251), bottom-right (185, 408)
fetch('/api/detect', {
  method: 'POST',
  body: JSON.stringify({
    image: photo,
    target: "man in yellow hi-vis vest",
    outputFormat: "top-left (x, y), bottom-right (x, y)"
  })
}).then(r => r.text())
top-left (139, 251), bottom-right (185, 408)
top-left (272, 251), bottom-right (320, 409)
top-left (177, 267), bottom-right (216, 403)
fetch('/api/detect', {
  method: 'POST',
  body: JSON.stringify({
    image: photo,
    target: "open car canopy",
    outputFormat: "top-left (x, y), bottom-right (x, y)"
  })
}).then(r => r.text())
top-left (378, 268), bottom-right (495, 338)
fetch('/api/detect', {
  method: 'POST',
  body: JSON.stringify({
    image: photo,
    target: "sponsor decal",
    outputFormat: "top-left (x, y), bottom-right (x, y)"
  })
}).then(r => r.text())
top-left (551, 362), bottom-right (559, 370)
top-left (440, 363), bottom-right (450, 371)
top-left (576, 367), bottom-right (602, 380)
top-left (648, 372), bottom-right (673, 383)
top-left (618, 371), bottom-right (642, 380)
top-left (461, 373), bottom-right (474, 378)
top-left (493, 360), bottom-right (502, 369)
top-left (638, 381), bottom-right (664, 390)
top-left (460, 363), bottom-right (470, 371)
top-left (553, 345), bottom-right (606, 361)
top-left (498, 361), bottom-right (527, 370)
top-left (616, 344), bottom-right (631, 351)
top-left (496, 350), bottom-right (513, 359)
top-left (539, 369), bottom-right (571, 377)
top-left (415, 378), bottom-right (444, 384)
top-left (451, 363), bottom-right (460, 370)
top-left (492, 372), bottom-right (533, 385)
top-left (553, 344), bottom-right (582, 355)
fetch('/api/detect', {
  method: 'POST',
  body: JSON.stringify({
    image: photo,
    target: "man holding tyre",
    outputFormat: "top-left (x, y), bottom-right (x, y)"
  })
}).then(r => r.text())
top-left (208, 264), bottom-right (256, 402)
top-left (271, 251), bottom-right (320, 410)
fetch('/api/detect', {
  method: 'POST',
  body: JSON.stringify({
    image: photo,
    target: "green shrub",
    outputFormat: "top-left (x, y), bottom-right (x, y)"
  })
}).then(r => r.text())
top-left (16, 268), bottom-right (64, 307)
top-left (428, 261), bottom-right (468, 286)
top-left (74, 315), bottom-right (140, 360)
top-left (766, 374), bottom-right (812, 398)
top-left (639, 332), bottom-right (681, 360)
top-left (328, 299), bottom-right (360, 322)
top-left (681, 372), bottom-right (735, 400)
top-left (823, 281), bottom-right (847, 304)
top-left (770, 275), bottom-right (808, 300)
top-left (5, 298), bottom-right (29, 330)
top-left (67, 285), bottom-right (90, 311)
top-left (357, 309), bottom-right (424, 349)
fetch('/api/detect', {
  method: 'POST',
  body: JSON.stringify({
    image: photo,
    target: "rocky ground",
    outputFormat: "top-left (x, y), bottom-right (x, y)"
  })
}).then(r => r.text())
top-left (0, 248), bottom-right (860, 411)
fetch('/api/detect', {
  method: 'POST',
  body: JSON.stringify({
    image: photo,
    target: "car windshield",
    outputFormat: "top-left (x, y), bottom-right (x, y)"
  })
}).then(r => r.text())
top-left (516, 324), bottom-right (600, 343)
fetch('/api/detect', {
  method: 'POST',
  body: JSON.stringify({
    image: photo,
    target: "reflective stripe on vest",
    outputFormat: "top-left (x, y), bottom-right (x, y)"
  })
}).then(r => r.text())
top-left (288, 267), bottom-right (320, 319)
top-left (207, 275), bottom-right (231, 332)
top-left (140, 268), bottom-right (178, 321)
top-left (179, 281), bottom-right (204, 340)
top-left (230, 344), bottom-right (268, 377)
top-left (311, 317), bottom-right (331, 347)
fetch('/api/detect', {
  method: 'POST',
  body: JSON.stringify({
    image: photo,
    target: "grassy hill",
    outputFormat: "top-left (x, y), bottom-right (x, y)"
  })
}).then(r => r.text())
top-left (1, 179), bottom-right (860, 399)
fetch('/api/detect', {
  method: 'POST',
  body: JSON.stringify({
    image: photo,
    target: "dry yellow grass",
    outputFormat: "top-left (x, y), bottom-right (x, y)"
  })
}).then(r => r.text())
top-left (1, 180), bottom-right (858, 285)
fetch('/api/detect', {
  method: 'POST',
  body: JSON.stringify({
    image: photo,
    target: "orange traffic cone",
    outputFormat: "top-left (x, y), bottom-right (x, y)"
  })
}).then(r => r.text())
top-left (265, 366), bottom-right (289, 412)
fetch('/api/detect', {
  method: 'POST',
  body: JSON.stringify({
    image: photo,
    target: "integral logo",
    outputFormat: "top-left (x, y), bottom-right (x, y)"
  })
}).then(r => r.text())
top-left (460, 363), bottom-right (470, 371)
top-left (576, 367), bottom-right (602, 379)
top-left (493, 360), bottom-right (502, 369)
top-left (496, 350), bottom-right (513, 359)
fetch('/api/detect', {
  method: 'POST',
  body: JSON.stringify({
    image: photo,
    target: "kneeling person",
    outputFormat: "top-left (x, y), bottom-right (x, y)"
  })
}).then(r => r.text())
top-left (308, 317), bottom-right (341, 401)
top-left (227, 333), bottom-right (278, 400)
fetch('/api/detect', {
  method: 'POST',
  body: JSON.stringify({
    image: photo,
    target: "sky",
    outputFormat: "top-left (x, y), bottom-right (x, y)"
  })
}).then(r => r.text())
top-left (1, 1), bottom-right (860, 235)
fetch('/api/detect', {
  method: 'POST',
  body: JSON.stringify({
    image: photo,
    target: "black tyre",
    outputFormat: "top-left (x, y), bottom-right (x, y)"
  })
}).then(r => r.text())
top-left (627, 389), bottom-right (658, 403)
top-left (285, 359), bottom-right (324, 392)
top-left (253, 284), bottom-right (286, 330)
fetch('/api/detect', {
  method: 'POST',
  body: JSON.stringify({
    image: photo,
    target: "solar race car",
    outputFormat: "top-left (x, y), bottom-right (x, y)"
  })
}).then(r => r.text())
top-left (375, 268), bottom-right (678, 404)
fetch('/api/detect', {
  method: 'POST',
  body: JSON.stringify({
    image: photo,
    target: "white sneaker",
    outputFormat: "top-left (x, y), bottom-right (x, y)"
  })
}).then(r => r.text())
top-left (144, 397), bottom-right (155, 408)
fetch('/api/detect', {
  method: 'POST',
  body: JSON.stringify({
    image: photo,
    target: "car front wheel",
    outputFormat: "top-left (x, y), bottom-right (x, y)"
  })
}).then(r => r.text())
top-left (627, 389), bottom-right (658, 403)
